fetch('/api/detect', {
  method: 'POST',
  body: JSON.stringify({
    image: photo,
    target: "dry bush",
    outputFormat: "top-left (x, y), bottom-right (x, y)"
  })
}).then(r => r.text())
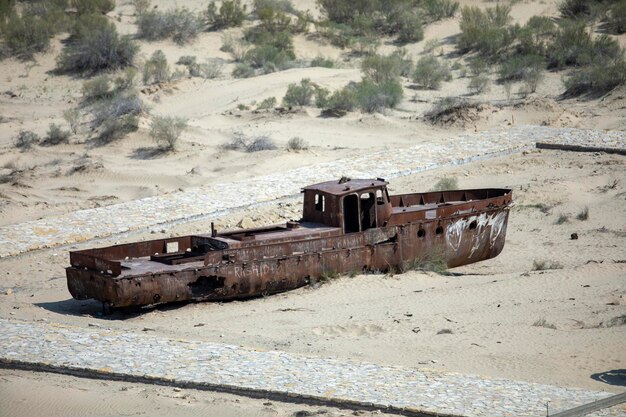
top-left (555, 213), bottom-right (569, 225)
top-left (137, 7), bottom-right (203, 45)
top-left (221, 133), bottom-right (277, 152)
top-left (257, 96), bottom-right (277, 109)
top-left (576, 206), bottom-right (589, 221)
top-left (142, 50), bottom-right (170, 85)
top-left (14, 130), bottom-right (40, 150)
top-left (282, 78), bottom-right (314, 107)
top-left (150, 116), bottom-right (187, 150)
top-left (413, 55), bottom-right (452, 90)
top-left (41, 123), bottom-right (70, 146)
top-left (468, 74), bottom-right (490, 95)
top-left (287, 137), bottom-right (308, 151)
top-left (206, 0), bottom-right (247, 30)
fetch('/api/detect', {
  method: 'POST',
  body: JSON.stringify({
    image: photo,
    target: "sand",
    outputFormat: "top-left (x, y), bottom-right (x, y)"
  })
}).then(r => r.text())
top-left (0, 0), bottom-right (625, 416)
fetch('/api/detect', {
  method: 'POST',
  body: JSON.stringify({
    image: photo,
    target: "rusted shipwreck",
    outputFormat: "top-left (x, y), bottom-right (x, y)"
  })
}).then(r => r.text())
top-left (67, 178), bottom-right (512, 313)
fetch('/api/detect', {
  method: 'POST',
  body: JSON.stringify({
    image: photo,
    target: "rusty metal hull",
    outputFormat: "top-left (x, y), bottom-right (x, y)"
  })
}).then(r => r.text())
top-left (66, 181), bottom-right (512, 310)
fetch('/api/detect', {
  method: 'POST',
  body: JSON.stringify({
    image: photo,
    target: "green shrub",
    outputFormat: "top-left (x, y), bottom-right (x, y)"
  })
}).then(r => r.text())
top-left (257, 96), bottom-right (277, 109)
top-left (546, 20), bottom-right (592, 68)
top-left (206, 0), bottom-right (247, 30)
top-left (558, 0), bottom-right (600, 19)
top-left (190, 60), bottom-right (224, 79)
top-left (2, 12), bottom-right (53, 59)
top-left (71, 0), bottom-right (115, 15)
top-left (310, 56), bottom-right (335, 68)
top-left (282, 78), bottom-right (314, 107)
top-left (14, 130), bottom-right (40, 150)
top-left (413, 55), bottom-right (452, 89)
top-left (137, 7), bottom-right (203, 44)
top-left (563, 56), bottom-right (626, 96)
top-left (355, 78), bottom-right (403, 113)
top-left (232, 62), bottom-right (255, 78)
top-left (498, 54), bottom-right (544, 82)
top-left (518, 16), bottom-right (556, 55)
top-left (243, 29), bottom-right (295, 71)
top-left (317, 0), bottom-right (375, 24)
top-left (253, 0), bottom-right (295, 15)
top-left (394, 10), bottom-right (424, 43)
top-left (458, 4), bottom-right (515, 57)
top-left (150, 116), bottom-right (187, 150)
top-left (42, 123), bottom-right (70, 146)
top-left (424, 0), bottom-right (459, 21)
top-left (143, 50), bottom-right (170, 85)
top-left (176, 55), bottom-right (197, 66)
top-left (57, 16), bottom-right (137, 74)
top-left (327, 86), bottom-right (357, 111)
top-left (361, 53), bottom-right (405, 83)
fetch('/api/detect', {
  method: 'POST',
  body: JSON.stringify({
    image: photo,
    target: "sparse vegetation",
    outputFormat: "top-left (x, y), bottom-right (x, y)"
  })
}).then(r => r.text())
top-left (42, 123), bottom-right (70, 146)
top-left (206, 0), bottom-right (247, 30)
top-left (257, 96), bottom-right (277, 109)
top-left (555, 213), bottom-right (569, 225)
top-left (14, 130), bottom-right (40, 150)
top-left (57, 15), bottom-right (138, 74)
top-left (310, 56), bottom-right (335, 68)
top-left (432, 177), bottom-right (459, 191)
top-left (287, 137), bottom-right (308, 151)
top-left (232, 62), bottom-right (255, 78)
top-left (468, 74), bottom-right (490, 95)
top-left (436, 328), bottom-right (453, 335)
top-left (82, 74), bottom-right (114, 101)
top-left (136, 7), bottom-right (203, 45)
top-left (90, 93), bottom-right (144, 143)
top-left (150, 116), bottom-right (187, 151)
top-left (533, 318), bottom-right (557, 330)
top-left (221, 133), bottom-right (277, 152)
top-left (143, 50), bottom-right (170, 85)
top-left (413, 55), bottom-right (452, 90)
top-left (532, 260), bottom-right (564, 271)
top-left (354, 78), bottom-right (403, 113)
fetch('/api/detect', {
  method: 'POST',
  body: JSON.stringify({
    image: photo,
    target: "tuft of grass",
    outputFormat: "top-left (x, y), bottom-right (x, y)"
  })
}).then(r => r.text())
top-left (532, 318), bottom-right (557, 330)
top-left (403, 245), bottom-right (448, 274)
top-left (150, 116), bottom-right (187, 151)
top-left (555, 213), bottom-right (569, 225)
top-left (576, 206), bottom-right (589, 221)
top-left (436, 328), bottom-right (453, 335)
top-left (431, 177), bottom-right (459, 191)
top-left (318, 270), bottom-right (339, 283)
top-left (532, 260), bottom-right (564, 271)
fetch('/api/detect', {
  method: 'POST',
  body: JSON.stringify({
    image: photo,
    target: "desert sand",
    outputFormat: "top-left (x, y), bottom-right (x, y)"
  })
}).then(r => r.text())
top-left (0, 0), bottom-right (625, 416)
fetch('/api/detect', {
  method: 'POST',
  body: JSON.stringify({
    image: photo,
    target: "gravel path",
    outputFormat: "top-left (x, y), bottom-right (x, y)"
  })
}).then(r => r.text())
top-left (1, 318), bottom-right (623, 417)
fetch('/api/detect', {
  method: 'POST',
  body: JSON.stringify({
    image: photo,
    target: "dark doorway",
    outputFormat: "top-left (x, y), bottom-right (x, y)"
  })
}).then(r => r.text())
top-left (343, 194), bottom-right (360, 233)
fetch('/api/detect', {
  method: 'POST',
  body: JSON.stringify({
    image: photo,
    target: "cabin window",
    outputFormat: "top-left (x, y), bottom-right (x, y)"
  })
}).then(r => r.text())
top-left (376, 189), bottom-right (384, 204)
top-left (435, 225), bottom-right (444, 235)
top-left (315, 194), bottom-right (325, 212)
top-left (417, 229), bottom-right (425, 238)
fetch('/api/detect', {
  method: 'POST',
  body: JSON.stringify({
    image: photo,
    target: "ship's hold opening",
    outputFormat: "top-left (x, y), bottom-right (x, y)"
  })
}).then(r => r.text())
top-left (189, 275), bottom-right (226, 297)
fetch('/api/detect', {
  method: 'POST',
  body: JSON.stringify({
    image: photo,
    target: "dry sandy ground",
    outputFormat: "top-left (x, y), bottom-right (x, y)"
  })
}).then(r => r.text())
top-left (1, 149), bottom-right (625, 417)
top-left (1, 0), bottom-right (625, 415)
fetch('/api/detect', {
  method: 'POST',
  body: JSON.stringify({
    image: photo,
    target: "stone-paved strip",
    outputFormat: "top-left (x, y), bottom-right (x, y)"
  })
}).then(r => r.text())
top-left (0, 126), bottom-right (624, 258)
top-left (0, 319), bottom-right (618, 417)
